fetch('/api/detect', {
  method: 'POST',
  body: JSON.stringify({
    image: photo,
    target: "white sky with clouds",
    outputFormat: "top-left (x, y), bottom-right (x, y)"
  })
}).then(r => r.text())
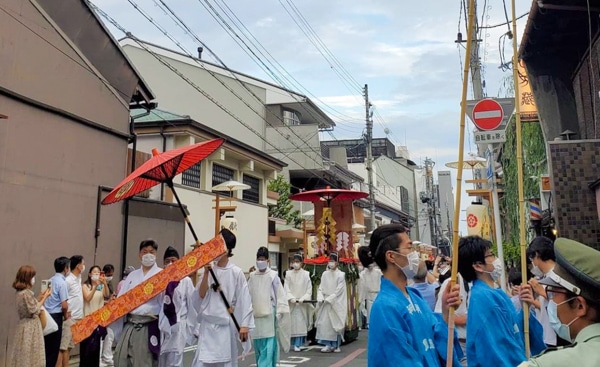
top-left (95, 0), bottom-right (532, 234)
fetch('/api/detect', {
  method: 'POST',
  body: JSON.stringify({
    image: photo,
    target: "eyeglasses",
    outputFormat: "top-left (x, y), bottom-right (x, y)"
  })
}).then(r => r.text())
top-left (546, 286), bottom-right (573, 300)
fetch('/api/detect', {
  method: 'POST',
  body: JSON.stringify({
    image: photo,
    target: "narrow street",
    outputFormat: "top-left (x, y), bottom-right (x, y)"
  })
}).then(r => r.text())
top-left (182, 331), bottom-right (368, 367)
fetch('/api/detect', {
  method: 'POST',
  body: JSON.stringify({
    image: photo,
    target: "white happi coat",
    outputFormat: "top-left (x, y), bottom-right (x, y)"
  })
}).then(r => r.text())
top-left (284, 268), bottom-right (314, 337)
top-left (358, 265), bottom-right (382, 324)
top-left (191, 261), bottom-right (254, 367)
top-left (315, 268), bottom-right (347, 341)
top-left (247, 268), bottom-right (291, 351)
top-left (158, 276), bottom-right (197, 355)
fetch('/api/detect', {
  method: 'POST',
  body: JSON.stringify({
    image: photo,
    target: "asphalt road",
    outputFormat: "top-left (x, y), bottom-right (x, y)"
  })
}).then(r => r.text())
top-left (182, 330), bottom-right (368, 367)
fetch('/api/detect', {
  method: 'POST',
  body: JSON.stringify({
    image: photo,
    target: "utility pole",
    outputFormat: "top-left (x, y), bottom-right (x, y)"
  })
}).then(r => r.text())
top-left (458, 0), bottom-right (506, 290)
top-left (364, 84), bottom-right (376, 231)
top-left (424, 157), bottom-right (438, 246)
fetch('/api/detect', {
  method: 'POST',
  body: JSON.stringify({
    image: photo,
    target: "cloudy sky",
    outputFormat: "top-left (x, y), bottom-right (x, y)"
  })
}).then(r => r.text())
top-left (95, 0), bottom-right (532, 233)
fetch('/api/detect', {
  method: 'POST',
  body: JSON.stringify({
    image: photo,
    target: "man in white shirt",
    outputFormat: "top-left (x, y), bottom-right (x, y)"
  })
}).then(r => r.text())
top-left (191, 228), bottom-right (254, 367)
top-left (284, 254), bottom-right (314, 351)
top-left (158, 246), bottom-right (196, 367)
top-left (435, 271), bottom-right (468, 366)
top-left (58, 255), bottom-right (85, 367)
top-left (115, 240), bottom-right (163, 367)
top-left (316, 252), bottom-right (347, 353)
top-left (247, 247), bottom-right (290, 366)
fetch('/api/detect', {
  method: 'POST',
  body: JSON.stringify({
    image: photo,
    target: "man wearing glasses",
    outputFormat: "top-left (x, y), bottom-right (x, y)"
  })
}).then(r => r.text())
top-left (519, 238), bottom-right (600, 367)
top-left (457, 236), bottom-right (544, 367)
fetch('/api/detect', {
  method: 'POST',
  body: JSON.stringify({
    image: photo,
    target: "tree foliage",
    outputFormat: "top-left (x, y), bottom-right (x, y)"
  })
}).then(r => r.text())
top-left (499, 116), bottom-right (547, 266)
top-left (267, 175), bottom-right (303, 227)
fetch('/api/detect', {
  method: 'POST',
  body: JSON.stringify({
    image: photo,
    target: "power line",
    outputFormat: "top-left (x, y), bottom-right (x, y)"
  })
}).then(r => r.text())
top-left (90, 2), bottom-right (342, 190)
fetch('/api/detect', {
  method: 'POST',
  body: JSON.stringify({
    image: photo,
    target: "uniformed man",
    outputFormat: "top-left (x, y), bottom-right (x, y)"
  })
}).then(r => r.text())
top-left (518, 237), bottom-right (600, 367)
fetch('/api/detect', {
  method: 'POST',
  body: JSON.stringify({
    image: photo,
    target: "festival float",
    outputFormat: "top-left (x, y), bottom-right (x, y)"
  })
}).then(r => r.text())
top-left (290, 186), bottom-right (368, 343)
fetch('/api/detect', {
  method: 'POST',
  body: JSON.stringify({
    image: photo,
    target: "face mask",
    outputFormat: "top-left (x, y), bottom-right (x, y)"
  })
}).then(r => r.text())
top-left (256, 260), bottom-right (268, 271)
top-left (368, 263), bottom-right (375, 269)
top-left (483, 258), bottom-right (503, 282)
top-left (91, 275), bottom-right (100, 282)
top-left (81, 265), bottom-right (86, 273)
top-left (328, 262), bottom-right (336, 270)
top-left (292, 263), bottom-right (301, 270)
top-left (392, 250), bottom-right (420, 279)
top-left (141, 253), bottom-right (156, 267)
top-left (531, 265), bottom-right (544, 278)
top-left (547, 298), bottom-right (579, 342)
top-left (106, 276), bottom-right (113, 282)
top-left (31, 277), bottom-right (35, 286)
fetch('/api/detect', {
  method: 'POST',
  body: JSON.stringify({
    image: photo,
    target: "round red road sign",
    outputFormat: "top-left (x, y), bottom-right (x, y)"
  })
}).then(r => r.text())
top-left (472, 99), bottom-right (504, 131)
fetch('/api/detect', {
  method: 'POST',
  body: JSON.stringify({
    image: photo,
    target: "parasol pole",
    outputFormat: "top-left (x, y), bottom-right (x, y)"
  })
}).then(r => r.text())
top-left (446, 0), bottom-right (476, 365)
top-left (510, 0), bottom-right (530, 357)
top-left (215, 193), bottom-right (221, 236)
top-left (165, 179), bottom-right (241, 331)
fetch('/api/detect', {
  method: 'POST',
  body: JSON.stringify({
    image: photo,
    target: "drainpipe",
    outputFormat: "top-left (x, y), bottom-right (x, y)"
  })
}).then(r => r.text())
top-left (159, 124), bottom-right (167, 201)
top-left (121, 106), bottom-right (153, 275)
top-left (94, 185), bottom-right (113, 266)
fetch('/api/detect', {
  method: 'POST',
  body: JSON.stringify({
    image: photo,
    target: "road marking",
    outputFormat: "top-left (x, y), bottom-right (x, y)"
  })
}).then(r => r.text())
top-left (328, 348), bottom-right (366, 367)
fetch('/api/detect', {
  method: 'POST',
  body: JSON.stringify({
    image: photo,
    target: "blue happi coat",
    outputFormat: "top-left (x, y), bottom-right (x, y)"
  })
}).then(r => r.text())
top-left (368, 278), bottom-right (463, 367)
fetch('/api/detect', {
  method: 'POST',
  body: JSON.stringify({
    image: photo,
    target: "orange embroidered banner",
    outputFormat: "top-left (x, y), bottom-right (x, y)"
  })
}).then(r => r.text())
top-left (72, 235), bottom-right (225, 343)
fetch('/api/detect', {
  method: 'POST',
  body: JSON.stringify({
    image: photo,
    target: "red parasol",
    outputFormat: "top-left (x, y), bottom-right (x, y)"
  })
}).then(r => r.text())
top-left (289, 186), bottom-right (368, 206)
top-left (102, 139), bottom-right (224, 204)
top-left (101, 138), bottom-right (243, 332)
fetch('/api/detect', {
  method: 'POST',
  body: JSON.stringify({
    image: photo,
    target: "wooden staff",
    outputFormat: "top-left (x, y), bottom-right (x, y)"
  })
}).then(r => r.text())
top-left (446, 0), bottom-right (476, 365)
top-left (510, 0), bottom-right (530, 357)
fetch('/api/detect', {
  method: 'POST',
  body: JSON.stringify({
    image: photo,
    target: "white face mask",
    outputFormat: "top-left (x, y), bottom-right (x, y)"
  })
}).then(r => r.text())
top-left (256, 260), bottom-right (268, 271)
top-left (547, 297), bottom-right (579, 342)
top-left (292, 263), bottom-right (301, 270)
top-left (91, 275), bottom-right (100, 282)
top-left (483, 258), bottom-right (503, 282)
top-left (105, 276), bottom-right (113, 282)
top-left (392, 250), bottom-right (420, 279)
top-left (531, 265), bottom-right (544, 278)
top-left (327, 261), bottom-right (336, 270)
top-left (81, 265), bottom-right (86, 273)
top-left (31, 277), bottom-right (35, 286)
top-left (141, 253), bottom-right (156, 267)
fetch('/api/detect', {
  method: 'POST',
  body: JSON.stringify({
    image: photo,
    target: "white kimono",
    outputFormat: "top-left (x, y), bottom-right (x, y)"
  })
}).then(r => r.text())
top-left (191, 261), bottom-right (254, 367)
top-left (247, 268), bottom-right (291, 351)
top-left (315, 269), bottom-right (347, 342)
top-left (284, 269), bottom-right (314, 337)
top-left (158, 276), bottom-right (197, 366)
top-left (358, 266), bottom-right (382, 325)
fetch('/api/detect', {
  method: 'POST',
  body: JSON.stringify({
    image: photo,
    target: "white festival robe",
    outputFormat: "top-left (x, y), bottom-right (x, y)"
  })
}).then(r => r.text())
top-left (158, 276), bottom-right (197, 361)
top-left (358, 266), bottom-right (382, 324)
top-left (315, 268), bottom-right (348, 342)
top-left (247, 268), bottom-right (291, 352)
top-left (191, 261), bottom-right (254, 367)
top-left (284, 268), bottom-right (314, 337)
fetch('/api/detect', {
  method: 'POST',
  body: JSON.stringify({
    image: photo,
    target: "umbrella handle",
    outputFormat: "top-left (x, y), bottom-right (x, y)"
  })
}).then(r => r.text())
top-left (167, 181), bottom-right (241, 331)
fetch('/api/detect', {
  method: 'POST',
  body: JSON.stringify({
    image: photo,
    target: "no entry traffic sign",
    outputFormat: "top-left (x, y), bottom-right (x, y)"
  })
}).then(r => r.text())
top-left (472, 99), bottom-right (504, 131)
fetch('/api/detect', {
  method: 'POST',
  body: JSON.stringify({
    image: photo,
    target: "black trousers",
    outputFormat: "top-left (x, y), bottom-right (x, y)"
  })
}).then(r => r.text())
top-left (44, 312), bottom-right (64, 367)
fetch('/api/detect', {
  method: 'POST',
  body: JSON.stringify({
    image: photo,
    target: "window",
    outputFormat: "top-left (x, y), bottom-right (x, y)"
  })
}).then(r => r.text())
top-left (283, 109), bottom-right (301, 126)
top-left (181, 162), bottom-right (201, 188)
top-left (400, 186), bottom-right (410, 213)
top-left (243, 175), bottom-right (260, 204)
top-left (212, 164), bottom-right (234, 197)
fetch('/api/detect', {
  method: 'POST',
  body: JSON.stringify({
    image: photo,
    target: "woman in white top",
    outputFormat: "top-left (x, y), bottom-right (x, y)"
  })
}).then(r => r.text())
top-left (80, 266), bottom-right (110, 367)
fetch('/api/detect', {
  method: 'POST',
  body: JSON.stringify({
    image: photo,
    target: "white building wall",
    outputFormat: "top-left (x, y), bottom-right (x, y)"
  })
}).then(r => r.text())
top-left (122, 44), bottom-right (267, 151)
top-left (265, 125), bottom-right (324, 170)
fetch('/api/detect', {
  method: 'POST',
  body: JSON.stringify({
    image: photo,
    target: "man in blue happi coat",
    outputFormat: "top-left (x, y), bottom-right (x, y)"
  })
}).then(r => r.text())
top-left (367, 224), bottom-right (464, 367)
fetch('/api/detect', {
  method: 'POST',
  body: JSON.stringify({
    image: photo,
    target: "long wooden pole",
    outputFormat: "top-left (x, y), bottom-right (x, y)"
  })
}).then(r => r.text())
top-left (214, 193), bottom-right (220, 236)
top-left (446, 0), bottom-right (476, 364)
top-left (510, 0), bottom-right (530, 357)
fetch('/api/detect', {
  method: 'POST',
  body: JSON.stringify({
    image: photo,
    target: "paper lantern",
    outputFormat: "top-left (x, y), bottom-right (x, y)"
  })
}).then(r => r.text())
top-left (221, 214), bottom-right (238, 235)
top-left (466, 203), bottom-right (491, 239)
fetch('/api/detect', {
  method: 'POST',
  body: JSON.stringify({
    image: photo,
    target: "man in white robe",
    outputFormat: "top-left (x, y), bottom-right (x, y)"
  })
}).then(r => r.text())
top-left (158, 246), bottom-right (197, 367)
top-left (247, 247), bottom-right (290, 367)
top-left (284, 253), bottom-right (314, 352)
top-left (315, 252), bottom-right (347, 353)
top-left (357, 247), bottom-right (382, 329)
top-left (192, 229), bottom-right (254, 367)
top-left (114, 240), bottom-right (163, 367)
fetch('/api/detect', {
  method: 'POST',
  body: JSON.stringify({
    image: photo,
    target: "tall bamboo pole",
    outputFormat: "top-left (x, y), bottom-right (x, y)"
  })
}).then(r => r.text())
top-left (446, 0), bottom-right (476, 364)
top-left (510, 0), bottom-right (530, 357)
